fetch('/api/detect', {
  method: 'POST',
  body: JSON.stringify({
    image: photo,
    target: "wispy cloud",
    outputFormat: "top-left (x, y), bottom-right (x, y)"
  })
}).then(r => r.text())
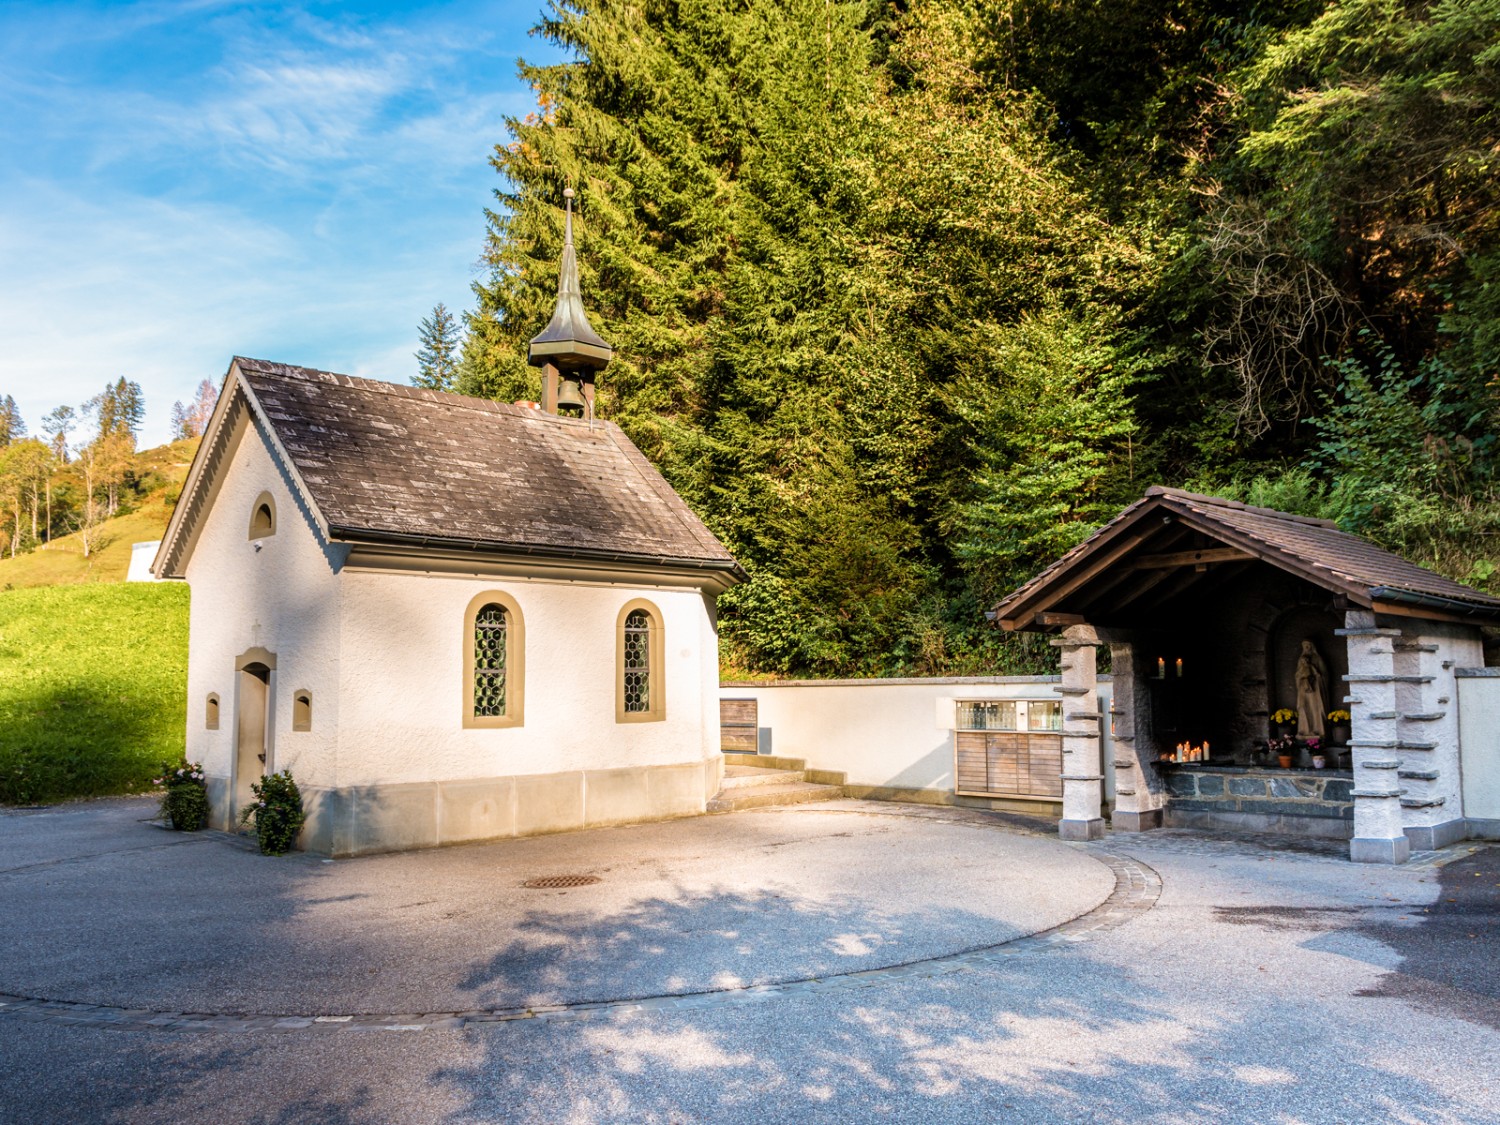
top-left (0, 0), bottom-right (560, 445)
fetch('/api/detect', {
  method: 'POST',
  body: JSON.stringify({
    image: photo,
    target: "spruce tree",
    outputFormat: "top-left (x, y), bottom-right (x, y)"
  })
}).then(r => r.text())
top-left (0, 396), bottom-right (24, 445)
top-left (414, 303), bottom-right (460, 391)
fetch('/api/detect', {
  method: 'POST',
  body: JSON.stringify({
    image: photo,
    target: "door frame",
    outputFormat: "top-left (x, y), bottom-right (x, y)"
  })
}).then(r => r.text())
top-left (232, 647), bottom-right (277, 823)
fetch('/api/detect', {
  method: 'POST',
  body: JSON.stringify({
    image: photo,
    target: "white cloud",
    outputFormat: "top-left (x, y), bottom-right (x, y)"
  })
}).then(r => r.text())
top-left (0, 0), bottom-right (558, 446)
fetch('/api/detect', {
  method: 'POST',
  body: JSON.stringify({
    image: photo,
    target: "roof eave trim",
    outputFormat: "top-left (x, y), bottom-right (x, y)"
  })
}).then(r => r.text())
top-left (152, 364), bottom-right (243, 579)
top-left (1369, 585), bottom-right (1500, 622)
top-left (152, 362), bottom-right (333, 579)
top-left (327, 524), bottom-right (748, 583)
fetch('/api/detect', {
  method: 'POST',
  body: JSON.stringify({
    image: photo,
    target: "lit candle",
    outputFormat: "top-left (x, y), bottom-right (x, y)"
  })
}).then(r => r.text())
top-left (1175, 658), bottom-right (1183, 678)
top-left (1203, 740), bottom-right (1211, 761)
top-left (1157, 658), bottom-right (1166, 679)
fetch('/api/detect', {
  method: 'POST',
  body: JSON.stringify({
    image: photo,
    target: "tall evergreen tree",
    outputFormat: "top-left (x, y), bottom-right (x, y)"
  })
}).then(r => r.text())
top-left (0, 395), bottom-right (24, 446)
top-left (414, 303), bottom-right (461, 391)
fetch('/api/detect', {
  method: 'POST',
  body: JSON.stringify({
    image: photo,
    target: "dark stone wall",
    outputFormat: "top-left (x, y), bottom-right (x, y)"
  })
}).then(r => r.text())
top-left (1133, 566), bottom-right (1348, 761)
top-left (1157, 764), bottom-right (1353, 838)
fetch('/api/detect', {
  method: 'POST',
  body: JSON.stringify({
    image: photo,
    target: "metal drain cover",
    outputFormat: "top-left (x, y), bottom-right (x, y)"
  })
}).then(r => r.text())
top-left (521, 874), bottom-right (602, 890)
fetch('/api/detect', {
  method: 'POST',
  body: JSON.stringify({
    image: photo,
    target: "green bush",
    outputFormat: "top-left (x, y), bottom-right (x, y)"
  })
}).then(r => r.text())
top-left (0, 584), bottom-right (188, 804)
top-left (154, 760), bottom-right (208, 831)
top-left (239, 770), bottom-right (305, 856)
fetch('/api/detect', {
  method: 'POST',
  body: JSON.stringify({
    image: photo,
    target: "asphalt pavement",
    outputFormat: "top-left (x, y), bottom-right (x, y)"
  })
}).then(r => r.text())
top-left (1, 796), bottom-right (1497, 1123)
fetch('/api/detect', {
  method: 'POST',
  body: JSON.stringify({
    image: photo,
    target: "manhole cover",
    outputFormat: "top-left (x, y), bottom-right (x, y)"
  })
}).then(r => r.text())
top-left (521, 874), bottom-right (602, 889)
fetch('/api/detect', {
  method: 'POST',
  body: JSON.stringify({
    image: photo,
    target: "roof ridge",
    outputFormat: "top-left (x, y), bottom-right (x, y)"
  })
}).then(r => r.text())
top-left (1146, 485), bottom-right (1339, 529)
top-left (231, 356), bottom-right (595, 427)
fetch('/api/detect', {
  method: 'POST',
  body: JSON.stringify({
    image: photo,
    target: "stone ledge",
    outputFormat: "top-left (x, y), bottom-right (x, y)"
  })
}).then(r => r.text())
top-left (1398, 769), bottom-right (1440, 781)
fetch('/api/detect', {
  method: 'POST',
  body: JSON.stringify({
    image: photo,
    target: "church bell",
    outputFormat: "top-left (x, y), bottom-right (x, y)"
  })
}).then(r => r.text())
top-left (555, 376), bottom-right (586, 413)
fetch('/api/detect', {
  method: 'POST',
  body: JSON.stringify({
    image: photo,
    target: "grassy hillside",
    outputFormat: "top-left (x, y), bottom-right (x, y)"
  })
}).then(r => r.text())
top-left (0, 583), bottom-right (189, 804)
top-left (0, 438), bottom-right (196, 590)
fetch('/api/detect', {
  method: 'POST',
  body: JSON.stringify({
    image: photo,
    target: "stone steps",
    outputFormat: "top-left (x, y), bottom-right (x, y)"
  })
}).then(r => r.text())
top-left (710, 753), bottom-right (847, 813)
top-left (707, 781), bottom-right (846, 813)
top-left (721, 765), bottom-right (804, 790)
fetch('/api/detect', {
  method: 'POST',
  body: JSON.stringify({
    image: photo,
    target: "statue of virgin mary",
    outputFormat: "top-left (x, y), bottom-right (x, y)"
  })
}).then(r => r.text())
top-left (1295, 639), bottom-right (1329, 740)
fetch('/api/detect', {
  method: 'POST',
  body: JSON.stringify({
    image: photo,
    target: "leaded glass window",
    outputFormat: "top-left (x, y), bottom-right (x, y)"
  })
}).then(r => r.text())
top-left (623, 609), bottom-right (651, 713)
top-left (473, 603), bottom-right (508, 717)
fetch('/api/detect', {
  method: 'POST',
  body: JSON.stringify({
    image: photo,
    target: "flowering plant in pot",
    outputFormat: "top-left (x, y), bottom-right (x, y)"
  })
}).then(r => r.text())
top-left (1306, 737), bottom-right (1326, 769)
top-left (1268, 735), bottom-right (1297, 769)
top-left (154, 762), bottom-right (208, 831)
top-left (1271, 708), bottom-right (1297, 739)
top-left (237, 770), bottom-right (305, 856)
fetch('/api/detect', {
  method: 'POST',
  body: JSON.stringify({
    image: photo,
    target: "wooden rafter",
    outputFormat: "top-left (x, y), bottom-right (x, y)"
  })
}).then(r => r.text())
top-left (1129, 546), bottom-right (1254, 569)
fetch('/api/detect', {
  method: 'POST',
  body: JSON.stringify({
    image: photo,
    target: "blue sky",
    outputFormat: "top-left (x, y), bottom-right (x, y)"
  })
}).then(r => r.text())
top-left (0, 0), bottom-right (559, 448)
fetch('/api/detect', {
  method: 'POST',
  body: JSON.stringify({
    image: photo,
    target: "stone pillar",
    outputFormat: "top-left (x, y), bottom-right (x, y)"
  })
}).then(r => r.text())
top-left (1108, 641), bottom-right (1163, 831)
top-left (1393, 627), bottom-right (1472, 851)
top-left (1053, 625), bottom-right (1105, 841)
top-left (1339, 610), bottom-right (1410, 864)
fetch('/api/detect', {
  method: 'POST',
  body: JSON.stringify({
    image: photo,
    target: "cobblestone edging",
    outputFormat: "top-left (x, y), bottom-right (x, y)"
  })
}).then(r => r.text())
top-left (0, 808), bottom-right (1160, 1036)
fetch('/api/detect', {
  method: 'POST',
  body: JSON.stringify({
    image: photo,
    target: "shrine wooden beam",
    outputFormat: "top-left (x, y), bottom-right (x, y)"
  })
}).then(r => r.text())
top-left (1129, 546), bottom-right (1255, 570)
top-left (997, 525), bottom-right (1169, 629)
top-left (1101, 564), bottom-right (1189, 614)
top-left (1068, 526), bottom-right (1199, 616)
top-left (1133, 558), bottom-right (1257, 616)
top-left (1037, 612), bottom-right (1087, 627)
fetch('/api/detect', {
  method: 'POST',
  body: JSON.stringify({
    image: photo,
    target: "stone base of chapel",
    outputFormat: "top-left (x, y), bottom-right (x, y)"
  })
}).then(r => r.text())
top-left (211, 757), bottom-right (724, 857)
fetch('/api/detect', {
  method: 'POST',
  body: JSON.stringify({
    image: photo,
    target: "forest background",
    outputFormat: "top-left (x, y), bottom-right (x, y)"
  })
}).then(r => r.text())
top-left (442, 0), bottom-right (1500, 677)
top-left (6, 0), bottom-right (1498, 683)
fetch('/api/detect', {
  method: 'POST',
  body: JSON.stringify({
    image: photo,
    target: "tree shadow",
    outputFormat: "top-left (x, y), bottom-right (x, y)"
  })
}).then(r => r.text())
top-left (1345, 847), bottom-right (1500, 1032)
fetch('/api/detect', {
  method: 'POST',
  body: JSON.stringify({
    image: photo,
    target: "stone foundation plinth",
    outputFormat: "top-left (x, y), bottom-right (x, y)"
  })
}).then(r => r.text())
top-left (1154, 764), bottom-right (1354, 839)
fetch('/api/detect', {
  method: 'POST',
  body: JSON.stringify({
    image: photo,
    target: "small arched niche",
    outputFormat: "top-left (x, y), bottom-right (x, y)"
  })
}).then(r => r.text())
top-left (292, 690), bottom-right (312, 732)
top-left (248, 491), bottom-right (276, 540)
top-left (205, 693), bottom-right (220, 730)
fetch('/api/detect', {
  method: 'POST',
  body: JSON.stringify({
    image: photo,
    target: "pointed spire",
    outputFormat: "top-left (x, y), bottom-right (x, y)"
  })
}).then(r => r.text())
top-left (528, 187), bottom-right (613, 371)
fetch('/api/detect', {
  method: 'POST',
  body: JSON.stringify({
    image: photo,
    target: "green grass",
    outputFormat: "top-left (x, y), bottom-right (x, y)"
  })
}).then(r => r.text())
top-left (0, 583), bottom-right (189, 804)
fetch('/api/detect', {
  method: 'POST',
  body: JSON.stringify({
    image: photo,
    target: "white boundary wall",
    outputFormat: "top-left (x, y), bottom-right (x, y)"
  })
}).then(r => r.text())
top-left (719, 676), bottom-right (1114, 802)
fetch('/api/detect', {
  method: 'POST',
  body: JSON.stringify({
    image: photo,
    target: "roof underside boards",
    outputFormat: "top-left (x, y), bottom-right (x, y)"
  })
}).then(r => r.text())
top-left (993, 486), bottom-right (1500, 630)
top-left (227, 358), bottom-right (740, 574)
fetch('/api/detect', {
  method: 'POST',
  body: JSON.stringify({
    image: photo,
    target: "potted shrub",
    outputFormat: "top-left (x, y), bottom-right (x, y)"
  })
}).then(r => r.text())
top-left (1328, 709), bottom-right (1351, 746)
top-left (1271, 708), bottom-right (1297, 739)
top-left (154, 761), bottom-right (208, 831)
top-left (238, 770), bottom-right (306, 856)
top-left (1307, 737), bottom-right (1326, 769)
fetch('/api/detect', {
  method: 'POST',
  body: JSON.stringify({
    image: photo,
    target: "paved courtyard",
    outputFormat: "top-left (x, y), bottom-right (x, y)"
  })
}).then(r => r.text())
top-left (2, 796), bottom-right (1498, 1123)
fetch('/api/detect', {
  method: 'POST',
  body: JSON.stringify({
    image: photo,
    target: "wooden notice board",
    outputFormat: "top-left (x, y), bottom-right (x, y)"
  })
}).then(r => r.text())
top-left (720, 698), bottom-right (759, 753)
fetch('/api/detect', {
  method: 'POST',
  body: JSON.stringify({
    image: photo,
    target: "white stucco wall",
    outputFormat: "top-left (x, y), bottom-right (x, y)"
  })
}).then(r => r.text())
top-left (335, 573), bottom-right (719, 787)
top-left (718, 677), bottom-right (1114, 799)
top-left (182, 413), bottom-right (344, 790)
top-left (1458, 671), bottom-right (1500, 825)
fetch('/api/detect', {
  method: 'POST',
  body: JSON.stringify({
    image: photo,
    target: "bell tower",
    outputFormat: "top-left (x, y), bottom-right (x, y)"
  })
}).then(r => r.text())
top-left (527, 187), bottom-right (613, 417)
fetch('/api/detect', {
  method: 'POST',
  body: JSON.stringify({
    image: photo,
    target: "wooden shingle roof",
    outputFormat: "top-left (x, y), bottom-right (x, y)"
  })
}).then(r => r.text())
top-left (993, 486), bottom-right (1500, 630)
top-left (156, 358), bottom-right (742, 583)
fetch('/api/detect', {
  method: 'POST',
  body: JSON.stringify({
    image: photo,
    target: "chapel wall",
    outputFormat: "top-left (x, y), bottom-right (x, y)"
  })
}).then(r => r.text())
top-left (334, 571), bottom-right (718, 787)
top-left (182, 409), bottom-right (344, 805)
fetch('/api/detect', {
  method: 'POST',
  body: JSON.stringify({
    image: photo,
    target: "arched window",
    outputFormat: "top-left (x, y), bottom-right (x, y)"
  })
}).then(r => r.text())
top-left (248, 491), bottom-right (276, 539)
top-left (464, 591), bottom-right (525, 728)
top-left (292, 691), bottom-right (312, 731)
top-left (206, 693), bottom-right (220, 730)
top-left (474, 605), bottom-right (508, 715)
top-left (616, 600), bottom-right (664, 722)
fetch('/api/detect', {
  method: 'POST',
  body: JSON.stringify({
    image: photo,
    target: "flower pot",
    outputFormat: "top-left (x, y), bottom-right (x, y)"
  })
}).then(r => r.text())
top-left (1277, 755), bottom-right (1293, 769)
top-left (1331, 722), bottom-right (1350, 746)
top-left (1312, 755), bottom-right (1327, 769)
